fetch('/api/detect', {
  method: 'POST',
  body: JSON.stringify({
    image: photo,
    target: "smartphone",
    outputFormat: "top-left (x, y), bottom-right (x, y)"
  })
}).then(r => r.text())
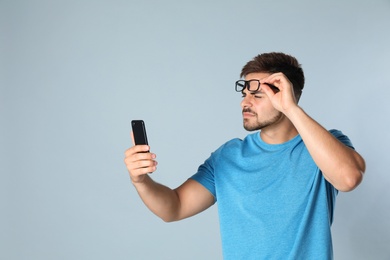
top-left (131, 120), bottom-right (149, 146)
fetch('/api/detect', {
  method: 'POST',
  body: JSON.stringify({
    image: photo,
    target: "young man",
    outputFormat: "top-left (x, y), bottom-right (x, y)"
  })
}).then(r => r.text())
top-left (124, 52), bottom-right (366, 259)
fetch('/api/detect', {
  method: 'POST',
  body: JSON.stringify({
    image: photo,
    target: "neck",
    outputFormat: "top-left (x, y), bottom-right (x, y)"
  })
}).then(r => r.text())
top-left (259, 118), bottom-right (298, 144)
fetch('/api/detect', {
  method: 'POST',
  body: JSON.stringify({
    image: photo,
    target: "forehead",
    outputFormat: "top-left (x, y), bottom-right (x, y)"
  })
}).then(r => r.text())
top-left (244, 72), bottom-right (271, 81)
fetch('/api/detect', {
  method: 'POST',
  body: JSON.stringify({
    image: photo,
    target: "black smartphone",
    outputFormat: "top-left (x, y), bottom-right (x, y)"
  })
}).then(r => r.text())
top-left (131, 120), bottom-right (149, 146)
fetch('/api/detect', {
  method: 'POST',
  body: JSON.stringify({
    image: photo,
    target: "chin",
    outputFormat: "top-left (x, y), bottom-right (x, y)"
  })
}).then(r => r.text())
top-left (243, 122), bottom-right (261, 132)
top-left (244, 112), bottom-right (283, 131)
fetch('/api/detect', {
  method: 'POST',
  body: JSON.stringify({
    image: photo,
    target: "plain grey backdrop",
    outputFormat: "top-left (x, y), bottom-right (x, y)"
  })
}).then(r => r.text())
top-left (1, 0), bottom-right (390, 259)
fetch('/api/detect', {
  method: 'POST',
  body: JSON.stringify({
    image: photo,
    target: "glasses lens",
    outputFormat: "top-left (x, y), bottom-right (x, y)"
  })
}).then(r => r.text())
top-left (235, 80), bottom-right (245, 92)
top-left (247, 80), bottom-right (260, 92)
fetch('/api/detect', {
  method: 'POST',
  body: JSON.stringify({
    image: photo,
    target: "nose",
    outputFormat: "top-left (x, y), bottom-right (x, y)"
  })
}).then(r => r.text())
top-left (241, 92), bottom-right (253, 109)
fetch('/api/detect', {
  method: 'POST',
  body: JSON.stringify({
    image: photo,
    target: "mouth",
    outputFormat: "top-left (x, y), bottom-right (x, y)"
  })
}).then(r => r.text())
top-left (242, 109), bottom-right (256, 118)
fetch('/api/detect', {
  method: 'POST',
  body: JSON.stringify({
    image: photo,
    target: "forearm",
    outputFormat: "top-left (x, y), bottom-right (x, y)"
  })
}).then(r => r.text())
top-left (286, 106), bottom-right (365, 191)
top-left (133, 175), bottom-right (181, 222)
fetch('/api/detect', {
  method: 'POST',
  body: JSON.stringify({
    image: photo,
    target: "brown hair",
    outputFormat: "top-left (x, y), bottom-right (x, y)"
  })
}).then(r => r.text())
top-left (240, 52), bottom-right (305, 100)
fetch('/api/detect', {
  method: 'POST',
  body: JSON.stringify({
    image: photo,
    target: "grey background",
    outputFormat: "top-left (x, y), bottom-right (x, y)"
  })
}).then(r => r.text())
top-left (1, 0), bottom-right (389, 259)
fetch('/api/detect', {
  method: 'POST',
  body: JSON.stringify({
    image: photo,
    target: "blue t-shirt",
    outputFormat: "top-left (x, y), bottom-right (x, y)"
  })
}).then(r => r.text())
top-left (190, 130), bottom-right (353, 260)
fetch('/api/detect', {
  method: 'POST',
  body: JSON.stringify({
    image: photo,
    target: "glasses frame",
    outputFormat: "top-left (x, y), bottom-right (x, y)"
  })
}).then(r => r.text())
top-left (235, 79), bottom-right (279, 93)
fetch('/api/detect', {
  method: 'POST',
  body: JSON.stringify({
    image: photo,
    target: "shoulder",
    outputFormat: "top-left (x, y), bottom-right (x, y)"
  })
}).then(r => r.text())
top-left (218, 133), bottom-right (257, 151)
top-left (211, 138), bottom-right (242, 158)
top-left (210, 133), bottom-right (259, 161)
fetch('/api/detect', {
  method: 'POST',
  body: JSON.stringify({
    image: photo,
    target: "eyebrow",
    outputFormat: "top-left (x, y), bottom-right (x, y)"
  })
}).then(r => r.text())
top-left (251, 89), bottom-right (264, 94)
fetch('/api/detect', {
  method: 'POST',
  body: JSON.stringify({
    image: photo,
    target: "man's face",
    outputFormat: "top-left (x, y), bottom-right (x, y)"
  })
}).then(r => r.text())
top-left (240, 72), bottom-right (283, 131)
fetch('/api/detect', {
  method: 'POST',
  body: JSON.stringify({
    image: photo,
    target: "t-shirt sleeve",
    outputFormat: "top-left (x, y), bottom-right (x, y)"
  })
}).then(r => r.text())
top-left (329, 129), bottom-right (354, 149)
top-left (190, 154), bottom-right (217, 201)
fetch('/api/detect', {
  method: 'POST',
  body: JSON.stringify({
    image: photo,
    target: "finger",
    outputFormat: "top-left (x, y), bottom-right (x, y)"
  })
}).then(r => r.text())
top-left (262, 73), bottom-right (291, 89)
top-left (261, 73), bottom-right (281, 86)
top-left (131, 165), bottom-right (157, 177)
top-left (261, 84), bottom-right (276, 98)
top-left (131, 151), bottom-right (156, 163)
top-left (127, 159), bottom-right (158, 176)
top-left (133, 158), bottom-right (158, 169)
top-left (124, 154), bottom-right (157, 171)
top-left (124, 145), bottom-right (150, 157)
top-left (124, 151), bottom-right (155, 166)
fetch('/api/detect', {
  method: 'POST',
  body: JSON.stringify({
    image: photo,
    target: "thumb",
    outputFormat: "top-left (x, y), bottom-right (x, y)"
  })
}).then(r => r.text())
top-left (130, 131), bottom-right (135, 146)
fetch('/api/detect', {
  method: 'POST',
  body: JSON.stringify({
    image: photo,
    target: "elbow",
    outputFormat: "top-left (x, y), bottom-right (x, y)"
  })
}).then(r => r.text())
top-left (337, 155), bottom-right (366, 192)
top-left (159, 211), bottom-right (181, 223)
top-left (337, 169), bottom-right (364, 192)
top-left (160, 216), bottom-right (178, 223)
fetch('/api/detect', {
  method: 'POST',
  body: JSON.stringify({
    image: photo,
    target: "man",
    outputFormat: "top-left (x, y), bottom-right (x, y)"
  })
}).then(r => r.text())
top-left (124, 52), bottom-right (365, 259)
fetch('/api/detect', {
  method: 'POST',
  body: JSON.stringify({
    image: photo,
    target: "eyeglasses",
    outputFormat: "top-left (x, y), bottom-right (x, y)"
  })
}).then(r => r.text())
top-left (235, 79), bottom-right (279, 93)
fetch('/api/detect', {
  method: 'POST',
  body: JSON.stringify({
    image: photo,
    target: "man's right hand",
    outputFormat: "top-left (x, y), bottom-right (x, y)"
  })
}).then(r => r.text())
top-left (124, 132), bottom-right (214, 223)
top-left (124, 144), bottom-right (158, 184)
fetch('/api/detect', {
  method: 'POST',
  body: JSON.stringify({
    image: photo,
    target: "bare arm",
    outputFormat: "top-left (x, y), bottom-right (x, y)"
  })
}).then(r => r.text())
top-left (124, 141), bottom-right (214, 222)
top-left (262, 73), bottom-right (366, 192)
top-left (286, 107), bottom-right (365, 191)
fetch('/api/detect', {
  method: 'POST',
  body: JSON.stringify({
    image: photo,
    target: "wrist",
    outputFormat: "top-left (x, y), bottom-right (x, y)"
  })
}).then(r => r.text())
top-left (283, 104), bottom-right (302, 119)
top-left (131, 174), bottom-right (151, 188)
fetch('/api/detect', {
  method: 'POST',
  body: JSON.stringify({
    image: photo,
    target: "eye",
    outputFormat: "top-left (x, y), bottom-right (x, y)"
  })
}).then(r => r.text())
top-left (251, 91), bottom-right (263, 98)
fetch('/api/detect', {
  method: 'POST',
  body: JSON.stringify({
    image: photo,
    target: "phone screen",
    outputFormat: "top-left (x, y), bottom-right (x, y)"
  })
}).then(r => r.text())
top-left (131, 120), bottom-right (148, 145)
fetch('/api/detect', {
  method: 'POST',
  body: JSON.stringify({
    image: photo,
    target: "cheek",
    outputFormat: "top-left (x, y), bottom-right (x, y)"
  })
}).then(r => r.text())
top-left (254, 99), bottom-right (270, 108)
top-left (254, 100), bottom-right (276, 113)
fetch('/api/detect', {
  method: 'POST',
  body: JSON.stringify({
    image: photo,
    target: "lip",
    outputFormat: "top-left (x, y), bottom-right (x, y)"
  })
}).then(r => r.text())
top-left (242, 112), bottom-right (255, 118)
